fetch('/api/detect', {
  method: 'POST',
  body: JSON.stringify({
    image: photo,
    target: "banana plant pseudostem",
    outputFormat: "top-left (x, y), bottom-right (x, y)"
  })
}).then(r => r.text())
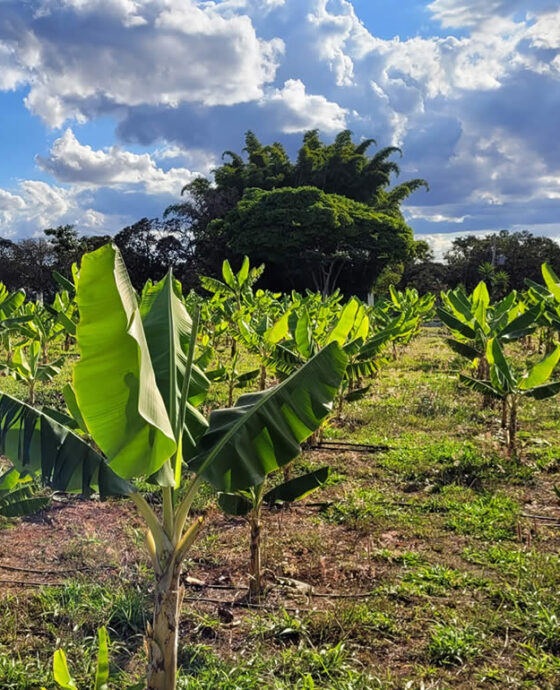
top-left (0, 243), bottom-right (348, 690)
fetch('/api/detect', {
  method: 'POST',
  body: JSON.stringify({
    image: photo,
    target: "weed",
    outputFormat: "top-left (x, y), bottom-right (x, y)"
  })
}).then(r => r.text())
top-left (518, 643), bottom-right (560, 679)
top-left (427, 621), bottom-right (483, 666)
top-left (441, 490), bottom-right (519, 540)
top-left (401, 565), bottom-right (487, 597)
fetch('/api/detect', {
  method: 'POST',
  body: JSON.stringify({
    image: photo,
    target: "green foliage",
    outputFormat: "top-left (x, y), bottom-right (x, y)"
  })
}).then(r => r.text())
top-left (53, 627), bottom-right (110, 690)
top-left (442, 490), bottom-right (519, 540)
top-left (427, 621), bottom-right (483, 666)
top-left (213, 186), bottom-right (415, 296)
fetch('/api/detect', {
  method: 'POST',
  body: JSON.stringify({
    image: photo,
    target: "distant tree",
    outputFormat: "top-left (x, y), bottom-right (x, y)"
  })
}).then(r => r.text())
top-left (211, 186), bottom-right (414, 297)
top-left (400, 261), bottom-right (449, 294)
top-left (12, 238), bottom-right (54, 299)
top-left (113, 218), bottom-right (175, 289)
top-left (0, 238), bottom-right (21, 290)
top-left (44, 225), bottom-right (82, 276)
top-left (445, 230), bottom-right (560, 291)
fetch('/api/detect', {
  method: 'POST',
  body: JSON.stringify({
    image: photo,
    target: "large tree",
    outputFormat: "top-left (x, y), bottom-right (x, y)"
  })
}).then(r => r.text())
top-left (210, 186), bottom-right (414, 297)
top-left (165, 129), bottom-right (427, 293)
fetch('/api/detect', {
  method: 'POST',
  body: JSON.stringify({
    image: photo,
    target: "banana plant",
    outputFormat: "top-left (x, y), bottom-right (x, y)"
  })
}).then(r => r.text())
top-left (459, 338), bottom-right (560, 454)
top-left (16, 301), bottom-right (67, 363)
top-left (200, 256), bottom-right (264, 311)
top-left (218, 466), bottom-right (330, 601)
top-left (0, 283), bottom-right (31, 364)
top-left (8, 340), bottom-right (64, 404)
top-left (388, 285), bottom-right (435, 324)
top-left (200, 256), bottom-right (264, 359)
top-left (526, 263), bottom-right (560, 353)
top-left (206, 350), bottom-right (260, 406)
top-left (0, 467), bottom-right (50, 518)
top-left (235, 308), bottom-right (290, 390)
top-left (270, 297), bottom-right (400, 416)
top-left (438, 282), bottom-right (541, 378)
top-left (47, 289), bottom-right (79, 350)
top-left (0, 244), bottom-right (347, 690)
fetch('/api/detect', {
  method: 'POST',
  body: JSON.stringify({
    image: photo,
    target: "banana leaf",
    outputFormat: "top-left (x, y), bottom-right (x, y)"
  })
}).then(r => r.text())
top-left (73, 244), bottom-right (176, 481)
top-left (436, 308), bottom-right (476, 339)
top-left (190, 342), bottom-right (347, 491)
top-left (217, 492), bottom-right (253, 516)
top-left (263, 466), bottom-right (330, 505)
top-left (0, 485), bottom-right (50, 518)
top-left (458, 375), bottom-right (502, 400)
top-left (0, 392), bottom-right (132, 497)
top-left (445, 338), bottom-right (480, 360)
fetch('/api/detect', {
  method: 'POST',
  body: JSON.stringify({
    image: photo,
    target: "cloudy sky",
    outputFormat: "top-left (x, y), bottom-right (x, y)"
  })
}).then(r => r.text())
top-left (0, 0), bottom-right (558, 256)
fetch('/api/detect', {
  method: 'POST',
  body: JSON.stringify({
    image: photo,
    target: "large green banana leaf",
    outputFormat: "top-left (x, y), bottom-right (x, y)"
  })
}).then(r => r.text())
top-left (522, 382), bottom-right (560, 400)
top-left (0, 392), bottom-right (131, 497)
top-left (73, 244), bottom-right (176, 480)
top-left (445, 338), bottom-right (480, 360)
top-left (190, 342), bottom-right (347, 491)
top-left (542, 263), bottom-right (560, 302)
top-left (0, 484), bottom-right (50, 518)
top-left (140, 273), bottom-right (210, 484)
top-left (499, 304), bottom-right (541, 340)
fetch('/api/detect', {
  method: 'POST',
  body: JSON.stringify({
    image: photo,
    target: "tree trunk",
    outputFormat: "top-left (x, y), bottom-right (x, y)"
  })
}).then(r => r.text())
top-left (146, 563), bottom-right (184, 690)
top-left (501, 397), bottom-right (508, 429)
top-left (28, 381), bottom-right (35, 406)
top-left (259, 364), bottom-right (266, 391)
top-left (508, 398), bottom-right (518, 456)
top-left (248, 509), bottom-right (262, 602)
top-left (228, 378), bottom-right (234, 408)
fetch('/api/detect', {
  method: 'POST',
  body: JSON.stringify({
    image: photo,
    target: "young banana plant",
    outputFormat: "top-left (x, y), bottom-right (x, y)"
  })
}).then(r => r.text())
top-left (8, 340), bottom-right (64, 404)
top-left (438, 282), bottom-right (541, 379)
top-left (0, 244), bottom-right (347, 690)
top-left (460, 338), bottom-right (560, 454)
top-left (206, 350), bottom-right (260, 406)
top-left (0, 284), bottom-right (31, 365)
top-left (0, 467), bottom-right (50, 518)
top-left (218, 466), bottom-right (330, 601)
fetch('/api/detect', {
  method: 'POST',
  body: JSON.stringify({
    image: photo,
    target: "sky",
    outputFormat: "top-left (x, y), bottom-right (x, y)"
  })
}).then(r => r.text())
top-left (0, 0), bottom-right (559, 258)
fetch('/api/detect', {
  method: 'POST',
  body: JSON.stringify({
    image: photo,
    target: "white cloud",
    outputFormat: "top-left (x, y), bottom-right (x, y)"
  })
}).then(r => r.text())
top-left (261, 79), bottom-right (348, 133)
top-left (406, 207), bottom-right (469, 224)
top-left (0, 188), bottom-right (26, 212)
top-left (1, 0), bottom-right (284, 127)
top-left (0, 179), bottom-right (117, 238)
top-left (36, 129), bottom-right (199, 195)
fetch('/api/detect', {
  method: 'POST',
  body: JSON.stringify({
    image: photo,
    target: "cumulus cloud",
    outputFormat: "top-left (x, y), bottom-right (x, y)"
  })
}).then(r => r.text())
top-left (0, 0), bottom-right (283, 127)
top-left (36, 128), bottom-right (198, 195)
top-left (260, 79), bottom-right (348, 133)
top-left (0, 179), bottom-right (120, 238)
top-left (427, 0), bottom-right (555, 29)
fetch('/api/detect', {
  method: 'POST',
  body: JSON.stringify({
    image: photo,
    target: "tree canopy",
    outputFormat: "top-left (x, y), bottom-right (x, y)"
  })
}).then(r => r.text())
top-left (211, 186), bottom-right (414, 296)
top-left (166, 129), bottom-right (428, 294)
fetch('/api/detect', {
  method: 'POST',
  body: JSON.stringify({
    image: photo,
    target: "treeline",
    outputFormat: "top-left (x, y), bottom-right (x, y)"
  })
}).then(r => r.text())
top-left (1, 129), bottom-right (559, 298)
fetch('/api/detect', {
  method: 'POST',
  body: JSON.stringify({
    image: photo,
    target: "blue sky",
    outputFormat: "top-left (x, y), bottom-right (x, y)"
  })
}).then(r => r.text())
top-left (0, 0), bottom-right (559, 257)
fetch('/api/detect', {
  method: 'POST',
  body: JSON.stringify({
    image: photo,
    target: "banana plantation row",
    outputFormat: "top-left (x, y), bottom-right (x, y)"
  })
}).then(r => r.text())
top-left (1, 244), bottom-right (560, 688)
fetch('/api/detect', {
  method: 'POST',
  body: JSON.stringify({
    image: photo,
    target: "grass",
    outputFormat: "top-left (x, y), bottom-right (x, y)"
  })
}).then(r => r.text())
top-left (3, 328), bottom-right (560, 687)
